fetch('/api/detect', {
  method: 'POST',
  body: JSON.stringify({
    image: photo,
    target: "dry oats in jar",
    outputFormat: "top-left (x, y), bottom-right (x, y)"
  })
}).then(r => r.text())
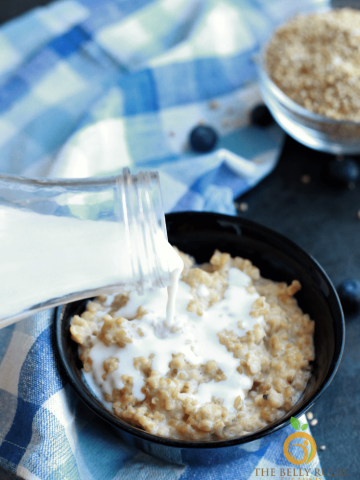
top-left (70, 249), bottom-right (315, 441)
top-left (265, 8), bottom-right (360, 122)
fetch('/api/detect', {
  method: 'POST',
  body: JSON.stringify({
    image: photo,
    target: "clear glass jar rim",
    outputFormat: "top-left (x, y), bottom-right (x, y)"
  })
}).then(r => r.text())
top-left (0, 171), bottom-right (160, 188)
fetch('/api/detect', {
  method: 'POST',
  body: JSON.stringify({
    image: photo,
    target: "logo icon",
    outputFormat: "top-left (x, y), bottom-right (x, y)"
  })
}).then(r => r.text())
top-left (283, 417), bottom-right (317, 465)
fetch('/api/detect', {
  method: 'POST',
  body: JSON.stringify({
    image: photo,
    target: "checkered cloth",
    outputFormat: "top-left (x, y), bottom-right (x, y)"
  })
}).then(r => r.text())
top-left (0, 0), bottom-right (325, 478)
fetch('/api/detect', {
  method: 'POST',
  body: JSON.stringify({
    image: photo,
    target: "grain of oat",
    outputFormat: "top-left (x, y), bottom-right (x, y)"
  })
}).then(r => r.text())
top-left (320, 445), bottom-right (326, 451)
top-left (237, 202), bottom-right (248, 212)
top-left (306, 411), bottom-right (313, 420)
top-left (235, 118), bottom-right (246, 128)
top-left (301, 174), bottom-right (311, 184)
top-left (310, 418), bottom-right (318, 426)
top-left (209, 101), bottom-right (220, 110)
top-left (266, 9), bottom-right (360, 121)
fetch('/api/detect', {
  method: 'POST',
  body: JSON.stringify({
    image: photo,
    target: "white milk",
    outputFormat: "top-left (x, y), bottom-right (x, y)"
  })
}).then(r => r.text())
top-left (84, 268), bottom-right (264, 412)
top-left (0, 205), bottom-right (182, 324)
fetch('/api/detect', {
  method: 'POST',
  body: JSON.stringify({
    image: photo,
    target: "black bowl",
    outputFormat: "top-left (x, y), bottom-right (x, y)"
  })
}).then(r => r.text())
top-left (55, 212), bottom-right (344, 465)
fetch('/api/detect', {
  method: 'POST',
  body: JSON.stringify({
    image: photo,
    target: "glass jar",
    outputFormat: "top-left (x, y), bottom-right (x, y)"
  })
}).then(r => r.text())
top-left (0, 168), bottom-right (172, 328)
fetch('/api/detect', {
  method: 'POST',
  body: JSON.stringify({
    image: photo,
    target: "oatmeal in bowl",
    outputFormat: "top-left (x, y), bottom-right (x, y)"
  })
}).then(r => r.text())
top-left (70, 249), bottom-right (314, 441)
top-left (56, 212), bottom-right (343, 463)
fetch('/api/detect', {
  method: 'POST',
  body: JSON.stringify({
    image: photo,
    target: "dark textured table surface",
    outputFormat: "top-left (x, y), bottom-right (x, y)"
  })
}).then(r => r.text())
top-left (1, 1), bottom-right (359, 479)
top-left (239, 137), bottom-right (360, 478)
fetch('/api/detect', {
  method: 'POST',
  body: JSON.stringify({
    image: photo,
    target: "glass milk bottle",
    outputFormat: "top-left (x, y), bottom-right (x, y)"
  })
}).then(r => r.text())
top-left (0, 168), bottom-right (177, 328)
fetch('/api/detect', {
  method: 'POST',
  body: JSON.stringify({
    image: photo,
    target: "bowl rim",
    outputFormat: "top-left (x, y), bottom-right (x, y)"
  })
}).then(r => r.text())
top-left (55, 211), bottom-right (345, 450)
top-left (258, 31), bottom-right (360, 127)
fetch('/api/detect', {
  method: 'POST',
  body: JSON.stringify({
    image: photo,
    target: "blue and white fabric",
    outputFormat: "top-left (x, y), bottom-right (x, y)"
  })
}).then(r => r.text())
top-left (0, 0), bottom-right (325, 478)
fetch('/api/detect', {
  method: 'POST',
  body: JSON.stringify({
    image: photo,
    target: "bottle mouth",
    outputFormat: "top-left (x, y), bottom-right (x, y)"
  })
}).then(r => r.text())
top-left (116, 168), bottom-right (171, 294)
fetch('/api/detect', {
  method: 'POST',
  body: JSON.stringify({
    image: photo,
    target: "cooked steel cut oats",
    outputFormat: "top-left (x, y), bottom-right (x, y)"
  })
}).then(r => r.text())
top-left (70, 249), bottom-right (314, 441)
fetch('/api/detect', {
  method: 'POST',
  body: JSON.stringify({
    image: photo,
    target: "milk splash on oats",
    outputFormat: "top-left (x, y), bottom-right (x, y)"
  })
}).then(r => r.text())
top-left (84, 266), bottom-right (263, 412)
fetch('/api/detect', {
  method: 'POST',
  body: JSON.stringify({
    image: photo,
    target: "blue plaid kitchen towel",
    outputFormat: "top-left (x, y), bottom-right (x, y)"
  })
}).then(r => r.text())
top-left (0, 0), bottom-right (326, 478)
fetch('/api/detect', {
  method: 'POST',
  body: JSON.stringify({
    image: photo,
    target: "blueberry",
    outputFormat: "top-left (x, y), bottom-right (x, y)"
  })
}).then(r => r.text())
top-left (189, 125), bottom-right (218, 153)
top-left (250, 104), bottom-right (273, 127)
top-left (337, 279), bottom-right (360, 312)
top-left (325, 157), bottom-right (359, 187)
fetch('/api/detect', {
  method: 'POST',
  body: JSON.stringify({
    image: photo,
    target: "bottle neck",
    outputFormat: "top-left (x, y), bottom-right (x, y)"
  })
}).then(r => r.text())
top-left (116, 168), bottom-right (171, 293)
top-left (0, 169), bottom-right (171, 327)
